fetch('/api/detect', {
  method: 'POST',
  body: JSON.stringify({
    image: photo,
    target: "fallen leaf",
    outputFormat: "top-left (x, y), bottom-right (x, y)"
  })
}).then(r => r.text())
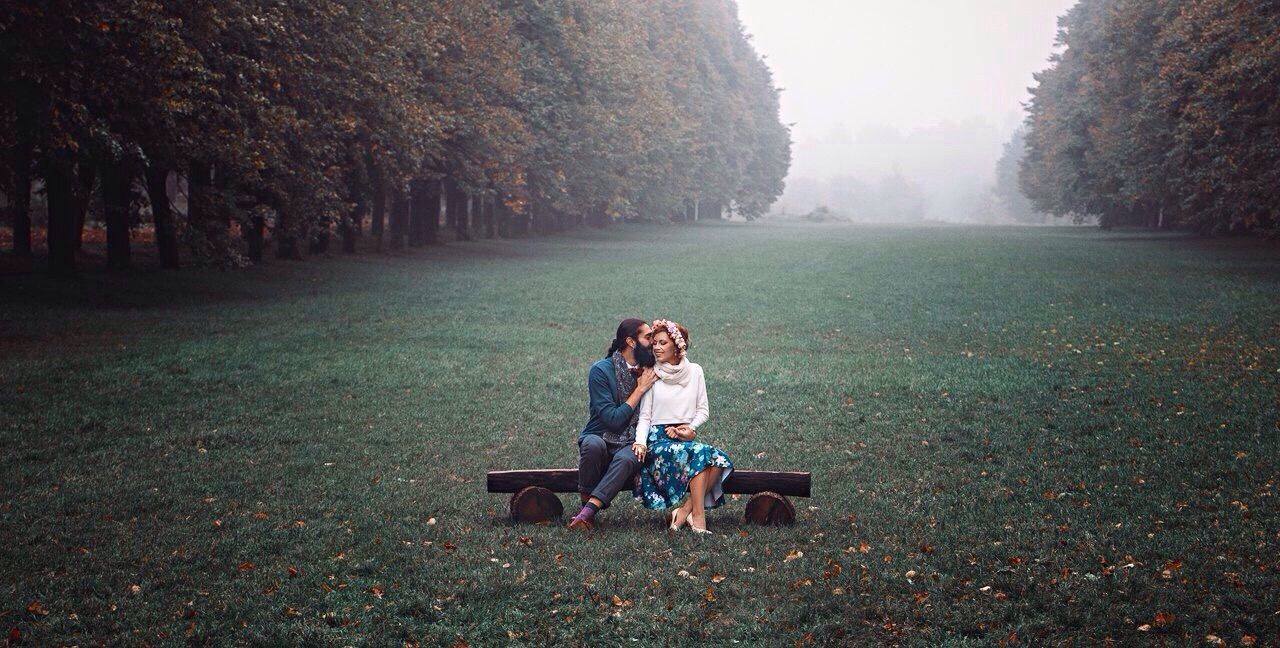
top-left (784, 549), bottom-right (803, 562)
top-left (1137, 624), bottom-right (1152, 632)
top-left (702, 586), bottom-right (716, 602)
top-left (26, 600), bottom-right (48, 616)
top-left (711, 573), bottom-right (726, 583)
top-left (238, 561), bottom-right (255, 571)
top-left (1241, 634), bottom-right (1257, 646)
top-left (611, 594), bottom-right (631, 607)
top-left (1153, 611), bottom-right (1175, 627)
top-left (1205, 635), bottom-right (1225, 647)
top-left (369, 584), bottom-right (383, 598)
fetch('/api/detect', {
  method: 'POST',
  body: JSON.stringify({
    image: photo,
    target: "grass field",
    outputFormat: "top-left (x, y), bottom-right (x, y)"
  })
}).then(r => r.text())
top-left (2, 222), bottom-right (1278, 646)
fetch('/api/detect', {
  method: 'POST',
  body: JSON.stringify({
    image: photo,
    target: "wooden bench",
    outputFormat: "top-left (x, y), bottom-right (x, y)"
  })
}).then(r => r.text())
top-left (487, 469), bottom-right (812, 525)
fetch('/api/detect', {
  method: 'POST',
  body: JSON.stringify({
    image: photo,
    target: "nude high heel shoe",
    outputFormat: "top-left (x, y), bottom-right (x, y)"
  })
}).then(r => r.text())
top-left (668, 508), bottom-right (688, 532)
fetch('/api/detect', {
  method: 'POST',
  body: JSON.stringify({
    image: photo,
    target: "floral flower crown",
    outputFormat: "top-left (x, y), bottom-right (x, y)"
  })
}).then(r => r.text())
top-left (651, 318), bottom-right (687, 353)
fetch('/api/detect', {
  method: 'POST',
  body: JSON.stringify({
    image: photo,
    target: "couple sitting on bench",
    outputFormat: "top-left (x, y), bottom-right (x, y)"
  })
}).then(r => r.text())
top-left (569, 318), bottom-right (734, 534)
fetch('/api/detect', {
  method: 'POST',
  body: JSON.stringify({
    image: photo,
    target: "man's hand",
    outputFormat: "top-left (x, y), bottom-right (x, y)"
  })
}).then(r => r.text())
top-left (635, 367), bottom-right (658, 393)
top-left (632, 443), bottom-right (647, 462)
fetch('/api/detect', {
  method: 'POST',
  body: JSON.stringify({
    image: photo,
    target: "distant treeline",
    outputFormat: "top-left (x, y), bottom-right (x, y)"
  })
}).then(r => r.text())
top-left (1021, 0), bottom-right (1279, 235)
top-left (0, 1), bottom-right (791, 274)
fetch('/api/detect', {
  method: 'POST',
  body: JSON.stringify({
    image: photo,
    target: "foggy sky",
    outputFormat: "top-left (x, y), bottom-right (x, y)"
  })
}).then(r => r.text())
top-left (735, 0), bottom-right (1078, 219)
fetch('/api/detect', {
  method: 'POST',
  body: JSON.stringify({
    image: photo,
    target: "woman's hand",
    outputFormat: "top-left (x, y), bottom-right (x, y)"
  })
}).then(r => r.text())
top-left (632, 443), bottom-right (646, 462)
top-left (666, 424), bottom-right (695, 440)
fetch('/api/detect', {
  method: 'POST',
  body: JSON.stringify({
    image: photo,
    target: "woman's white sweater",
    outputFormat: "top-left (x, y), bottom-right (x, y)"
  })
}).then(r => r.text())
top-left (634, 362), bottom-right (709, 447)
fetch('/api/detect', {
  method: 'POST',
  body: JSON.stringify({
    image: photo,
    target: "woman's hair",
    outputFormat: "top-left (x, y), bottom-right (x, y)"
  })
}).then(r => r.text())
top-left (605, 318), bottom-right (647, 358)
top-left (651, 319), bottom-right (690, 358)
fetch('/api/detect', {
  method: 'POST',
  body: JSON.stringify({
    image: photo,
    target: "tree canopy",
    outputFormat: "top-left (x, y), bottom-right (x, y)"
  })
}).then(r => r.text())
top-left (1020, 0), bottom-right (1280, 234)
top-left (1, 0), bottom-right (791, 274)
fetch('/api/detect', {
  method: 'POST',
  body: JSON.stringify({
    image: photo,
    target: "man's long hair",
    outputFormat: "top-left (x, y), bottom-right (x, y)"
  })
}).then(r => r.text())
top-left (605, 318), bottom-right (646, 358)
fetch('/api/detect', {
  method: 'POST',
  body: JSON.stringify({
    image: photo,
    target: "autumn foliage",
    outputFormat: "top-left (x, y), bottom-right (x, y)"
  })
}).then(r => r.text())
top-left (1020, 0), bottom-right (1280, 235)
top-left (0, 0), bottom-right (791, 274)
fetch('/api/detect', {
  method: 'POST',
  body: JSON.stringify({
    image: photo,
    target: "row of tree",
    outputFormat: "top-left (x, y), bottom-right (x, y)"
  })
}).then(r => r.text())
top-left (0, 0), bottom-right (791, 274)
top-left (1020, 0), bottom-right (1279, 234)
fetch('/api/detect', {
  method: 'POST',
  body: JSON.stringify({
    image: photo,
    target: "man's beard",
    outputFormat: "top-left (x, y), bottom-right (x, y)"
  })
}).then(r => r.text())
top-left (633, 343), bottom-right (656, 368)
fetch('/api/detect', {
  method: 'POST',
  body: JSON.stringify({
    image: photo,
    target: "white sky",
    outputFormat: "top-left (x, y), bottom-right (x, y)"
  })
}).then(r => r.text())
top-left (735, 0), bottom-right (1077, 183)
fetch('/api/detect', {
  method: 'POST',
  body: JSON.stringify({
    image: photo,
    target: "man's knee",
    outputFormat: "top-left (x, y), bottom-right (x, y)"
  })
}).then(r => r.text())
top-left (579, 435), bottom-right (607, 458)
top-left (616, 449), bottom-right (640, 473)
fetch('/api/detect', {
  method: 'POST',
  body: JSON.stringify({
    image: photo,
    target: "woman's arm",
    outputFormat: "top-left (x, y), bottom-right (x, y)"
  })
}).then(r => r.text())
top-left (634, 389), bottom-right (654, 448)
top-left (689, 367), bottom-right (709, 430)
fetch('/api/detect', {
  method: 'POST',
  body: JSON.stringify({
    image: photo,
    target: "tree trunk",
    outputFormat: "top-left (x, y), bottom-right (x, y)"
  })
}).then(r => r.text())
top-left (496, 198), bottom-right (511, 238)
top-left (274, 194), bottom-right (302, 260)
top-left (309, 225), bottom-right (329, 255)
top-left (144, 165), bottom-right (180, 268)
top-left (528, 200), bottom-right (541, 235)
top-left (9, 90), bottom-right (35, 257)
top-left (71, 161), bottom-right (95, 253)
top-left (701, 199), bottom-right (722, 220)
top-left (414, 178), bottom-right (440, 244)
top-left (445, 178), bottom-right (470, 241)
top-left (370, 182), bottom-right (385, 250)
top-left (409, 177), bottom-right (438, 247)
top-left (388, 184), bottom-right (407, 249)
top-left (484, 196), bottom-right (496, 239)
top-left (275, 210), bottom-right (302, 259)
top-left (342, 187), bottom-right (365, 254)
top-left (246, 214), bottom-right (265, 262)
top-left (100, 159), bottom-right (133, 271)
top-left (187, 161), bottom-right (215, 255)
top-left (43, 152), bottom-right (78, 277)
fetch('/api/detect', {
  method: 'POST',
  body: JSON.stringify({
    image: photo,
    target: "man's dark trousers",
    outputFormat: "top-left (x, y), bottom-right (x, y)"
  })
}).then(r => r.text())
top-left (578, 435), bottom-right (640, 509)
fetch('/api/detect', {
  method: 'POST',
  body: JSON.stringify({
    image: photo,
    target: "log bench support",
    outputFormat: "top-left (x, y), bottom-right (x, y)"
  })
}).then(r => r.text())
top-left (488, 469), bottom-right (811, 525)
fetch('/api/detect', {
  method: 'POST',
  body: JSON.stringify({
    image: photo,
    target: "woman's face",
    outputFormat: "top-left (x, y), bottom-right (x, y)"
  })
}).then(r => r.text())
top-left (651, 330), bottom-right (677, 364)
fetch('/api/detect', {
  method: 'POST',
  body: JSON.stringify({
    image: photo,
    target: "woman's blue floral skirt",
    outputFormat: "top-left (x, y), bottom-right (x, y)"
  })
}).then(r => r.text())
top-left (637, 424), bottom-right (734, 510)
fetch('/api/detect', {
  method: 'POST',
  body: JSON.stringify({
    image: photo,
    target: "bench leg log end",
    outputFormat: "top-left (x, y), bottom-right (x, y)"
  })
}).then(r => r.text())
top-left (509, 486), bottom-right (564, 523)
top-left (743, 491), bottom-right (796, 525)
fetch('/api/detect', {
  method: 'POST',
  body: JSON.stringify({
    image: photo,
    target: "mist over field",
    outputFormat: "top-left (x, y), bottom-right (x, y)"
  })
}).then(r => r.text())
top-left (737, 0), bottom-right (1076, 223)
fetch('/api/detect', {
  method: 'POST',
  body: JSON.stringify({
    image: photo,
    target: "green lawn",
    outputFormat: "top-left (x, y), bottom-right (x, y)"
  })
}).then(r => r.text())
top-left (2, 222), bottom-right (1277, 646)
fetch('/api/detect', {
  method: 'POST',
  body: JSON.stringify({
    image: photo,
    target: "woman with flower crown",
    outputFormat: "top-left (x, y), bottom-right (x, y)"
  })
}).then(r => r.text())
top-left (631, 319), bottom-right (734, 534)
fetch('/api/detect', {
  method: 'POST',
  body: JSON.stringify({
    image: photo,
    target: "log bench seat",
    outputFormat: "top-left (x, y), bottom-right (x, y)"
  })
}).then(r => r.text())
top-left (487, 468), bottom-right (811, 525)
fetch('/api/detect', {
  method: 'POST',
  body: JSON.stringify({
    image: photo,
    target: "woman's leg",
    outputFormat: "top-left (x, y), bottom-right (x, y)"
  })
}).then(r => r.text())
top-left (670, 470), bottom-right (699, 528)
top-left (687, 466), bottom-right (720, 530)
